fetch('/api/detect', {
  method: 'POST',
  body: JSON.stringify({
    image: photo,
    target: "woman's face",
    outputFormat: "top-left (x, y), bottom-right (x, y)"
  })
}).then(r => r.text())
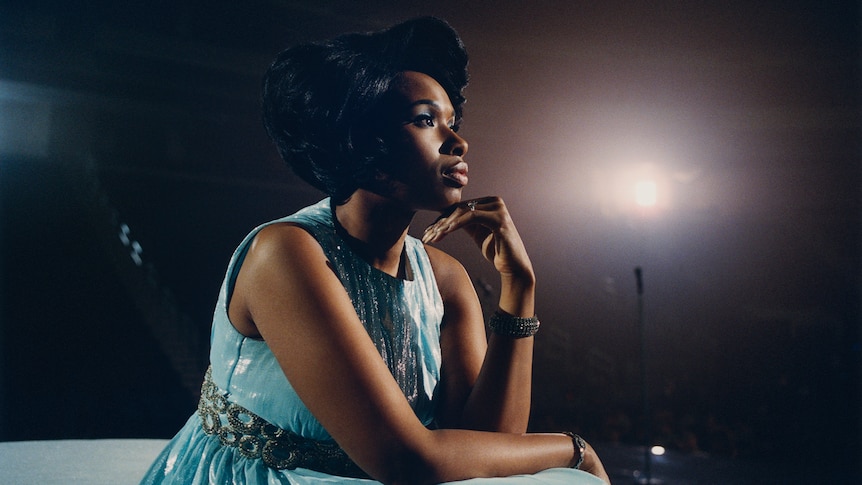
top-left (376, 71), bottom-right (469, 211)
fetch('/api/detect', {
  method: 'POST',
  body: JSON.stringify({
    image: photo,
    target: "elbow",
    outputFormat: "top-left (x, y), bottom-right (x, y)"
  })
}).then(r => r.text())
top-left (359, 434), bottom-right (449, 485)
top-left (366, 450), bottom-right (442, 485)
top-left (372, 457), bottom-right (434, 485)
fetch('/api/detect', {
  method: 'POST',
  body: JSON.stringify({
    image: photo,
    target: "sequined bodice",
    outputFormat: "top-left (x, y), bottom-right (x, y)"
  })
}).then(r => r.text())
top-left (208, 198), bottom-right (443, 440)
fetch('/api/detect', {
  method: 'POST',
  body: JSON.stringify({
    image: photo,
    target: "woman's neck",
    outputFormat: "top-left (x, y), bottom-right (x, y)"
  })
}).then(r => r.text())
top-left (333, 190), bottom-right (416, 277)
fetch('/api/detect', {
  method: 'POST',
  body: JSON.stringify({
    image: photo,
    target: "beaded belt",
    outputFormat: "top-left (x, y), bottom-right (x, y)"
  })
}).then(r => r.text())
top-left (197, 366), bottom-right (368, 478)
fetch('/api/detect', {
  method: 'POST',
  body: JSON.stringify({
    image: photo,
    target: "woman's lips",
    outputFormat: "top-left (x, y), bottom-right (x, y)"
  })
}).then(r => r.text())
top-left (443, 161), bottom-right (469, 187)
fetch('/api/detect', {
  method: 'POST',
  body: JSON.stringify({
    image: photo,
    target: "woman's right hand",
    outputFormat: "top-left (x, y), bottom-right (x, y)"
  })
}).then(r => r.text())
top-left (422, 196), bottom-right (534, 281)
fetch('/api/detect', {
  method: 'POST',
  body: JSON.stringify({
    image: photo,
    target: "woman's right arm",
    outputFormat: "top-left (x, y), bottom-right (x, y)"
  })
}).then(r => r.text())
top-left (227, 223), bottom-right (603, 484)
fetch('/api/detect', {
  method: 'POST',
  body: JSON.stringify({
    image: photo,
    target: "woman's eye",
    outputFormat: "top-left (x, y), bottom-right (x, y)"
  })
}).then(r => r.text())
top-left (413, 114), bottom-right (435, 127)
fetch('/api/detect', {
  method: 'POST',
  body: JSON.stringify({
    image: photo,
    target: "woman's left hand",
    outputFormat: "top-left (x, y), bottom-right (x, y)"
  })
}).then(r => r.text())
top-left (422, 196), bottom-right (534, 282)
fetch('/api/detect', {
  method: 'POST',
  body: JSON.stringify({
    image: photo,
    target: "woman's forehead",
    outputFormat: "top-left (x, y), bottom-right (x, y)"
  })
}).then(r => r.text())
top-left (392, 71), bottom-right (454, 113)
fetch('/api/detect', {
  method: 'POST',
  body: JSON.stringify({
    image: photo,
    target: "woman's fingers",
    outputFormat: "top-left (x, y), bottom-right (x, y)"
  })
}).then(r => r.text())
top-left (422, 196), bottom-right (534, 281)
top-left (421, 198), bottom-right (493, 244)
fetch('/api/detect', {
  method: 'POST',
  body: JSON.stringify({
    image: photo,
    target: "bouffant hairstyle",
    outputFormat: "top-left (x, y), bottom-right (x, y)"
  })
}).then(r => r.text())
top-left (262, 17), bottom-right (469, 204)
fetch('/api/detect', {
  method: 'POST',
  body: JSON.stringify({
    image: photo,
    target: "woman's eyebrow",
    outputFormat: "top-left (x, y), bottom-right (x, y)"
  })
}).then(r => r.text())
top-left (408, 99), bottom-right (454, 116)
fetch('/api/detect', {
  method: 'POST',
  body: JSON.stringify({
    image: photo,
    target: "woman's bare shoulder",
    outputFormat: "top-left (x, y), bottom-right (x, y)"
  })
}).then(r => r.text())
top-left (250, 221), bottom-right (318, 252)
top-left (423, 244), bottom-right (476, 307)
top-left (424, 243), bottom-right (466, 279)
top-left (239, 222), bottom-right (334, 274)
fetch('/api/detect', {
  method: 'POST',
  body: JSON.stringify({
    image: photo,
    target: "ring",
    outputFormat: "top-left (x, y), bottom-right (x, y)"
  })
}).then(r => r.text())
top-left (467, 200), bottom-right (477, 212)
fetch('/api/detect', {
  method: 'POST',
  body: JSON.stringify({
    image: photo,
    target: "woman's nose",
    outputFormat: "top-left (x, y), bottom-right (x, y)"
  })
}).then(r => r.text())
top-left (444, 129), bottom-right (468, 157)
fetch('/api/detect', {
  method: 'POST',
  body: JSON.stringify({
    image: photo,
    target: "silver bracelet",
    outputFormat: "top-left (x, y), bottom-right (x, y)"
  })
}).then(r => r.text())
top-left (563, 432), bottom-right (586, 469)
top-left (488, 310), bottom-right (539, 338)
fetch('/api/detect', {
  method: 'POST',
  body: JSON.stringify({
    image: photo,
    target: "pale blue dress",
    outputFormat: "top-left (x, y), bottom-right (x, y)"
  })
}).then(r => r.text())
top-left (141, 199), bottom-right (601, 484)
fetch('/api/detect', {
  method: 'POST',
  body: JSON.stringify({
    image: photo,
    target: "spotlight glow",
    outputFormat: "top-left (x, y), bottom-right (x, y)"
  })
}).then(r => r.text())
top-left (584, 162), bottom-right (672, 217)
top-left (650, 445), bottom-right (666, 456)
top-left (635, 180), bottom-right (657, 207)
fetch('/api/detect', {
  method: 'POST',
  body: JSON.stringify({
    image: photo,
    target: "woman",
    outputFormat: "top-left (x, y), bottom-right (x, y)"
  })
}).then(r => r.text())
top-left (142, 17), bottom-right (610, 484)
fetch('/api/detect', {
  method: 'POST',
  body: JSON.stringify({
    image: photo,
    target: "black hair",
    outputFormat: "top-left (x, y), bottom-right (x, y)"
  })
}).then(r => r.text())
top-left (261, 17), bottom-right (469, 204)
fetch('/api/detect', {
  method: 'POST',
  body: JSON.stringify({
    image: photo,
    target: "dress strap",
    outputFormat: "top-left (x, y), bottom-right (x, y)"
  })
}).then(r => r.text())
top-left (197, 366), bottom-right (369, 478)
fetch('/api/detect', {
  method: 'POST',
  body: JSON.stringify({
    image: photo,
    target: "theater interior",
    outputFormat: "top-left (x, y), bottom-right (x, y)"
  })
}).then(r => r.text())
top-left (1, 1), bottom-right (859, 483)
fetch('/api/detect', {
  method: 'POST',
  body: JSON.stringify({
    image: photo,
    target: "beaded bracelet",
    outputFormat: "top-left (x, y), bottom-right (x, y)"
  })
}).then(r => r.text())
top-left (488, 310), bottom-right (540, 338)
top-left (563, 432), bottom-right (586, 469)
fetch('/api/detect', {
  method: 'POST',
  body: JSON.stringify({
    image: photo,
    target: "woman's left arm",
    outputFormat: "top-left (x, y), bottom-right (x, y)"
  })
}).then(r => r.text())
top-left (424, 197), bottom-right (537, 433)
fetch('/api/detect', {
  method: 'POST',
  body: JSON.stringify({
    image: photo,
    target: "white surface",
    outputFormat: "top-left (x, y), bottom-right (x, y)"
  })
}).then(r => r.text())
top-left (0, 439), bottom-right (168, 485)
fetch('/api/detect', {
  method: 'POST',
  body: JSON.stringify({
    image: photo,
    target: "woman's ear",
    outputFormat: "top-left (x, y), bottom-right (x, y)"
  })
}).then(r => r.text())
top-left (371, 165), bottom-right (395, 188)
top-left (358, 164), bottom-right (403, 200)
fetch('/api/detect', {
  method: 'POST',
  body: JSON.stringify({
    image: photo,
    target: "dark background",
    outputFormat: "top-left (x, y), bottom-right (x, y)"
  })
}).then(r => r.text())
top-left (1, 1), bottom-right (859, 482)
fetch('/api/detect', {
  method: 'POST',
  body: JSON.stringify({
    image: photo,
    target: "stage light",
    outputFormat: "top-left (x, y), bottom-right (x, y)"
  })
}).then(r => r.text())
top-left (635, 180), bottom-right (657, 207)
top-left (650, 445), bottom-right (666, 456)
top-left (583, 162), bottom-right (672, 218)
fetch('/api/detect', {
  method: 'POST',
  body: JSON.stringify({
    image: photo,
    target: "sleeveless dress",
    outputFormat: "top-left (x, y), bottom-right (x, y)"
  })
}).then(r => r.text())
top-left (141, 199), bottom-right (602, 484)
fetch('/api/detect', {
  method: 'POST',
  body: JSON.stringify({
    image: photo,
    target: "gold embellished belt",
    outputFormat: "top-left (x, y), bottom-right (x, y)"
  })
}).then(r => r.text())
top-left (197, 366), bottom-right (369, 478)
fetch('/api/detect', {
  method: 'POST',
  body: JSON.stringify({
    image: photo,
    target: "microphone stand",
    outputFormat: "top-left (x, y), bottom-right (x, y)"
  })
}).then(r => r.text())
top-left (635, 267), bottom-right (652, 484)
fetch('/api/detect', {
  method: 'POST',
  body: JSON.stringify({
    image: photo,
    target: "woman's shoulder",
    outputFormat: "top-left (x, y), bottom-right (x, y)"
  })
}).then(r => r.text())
top-left (423, 243), bottom-right (462, 272)
top-left (240, 199), bottom-right (333, 257)
top-left (248, 222), bottom-right (322, 262)
top-left (423, 243), bottom-right (471, 298)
